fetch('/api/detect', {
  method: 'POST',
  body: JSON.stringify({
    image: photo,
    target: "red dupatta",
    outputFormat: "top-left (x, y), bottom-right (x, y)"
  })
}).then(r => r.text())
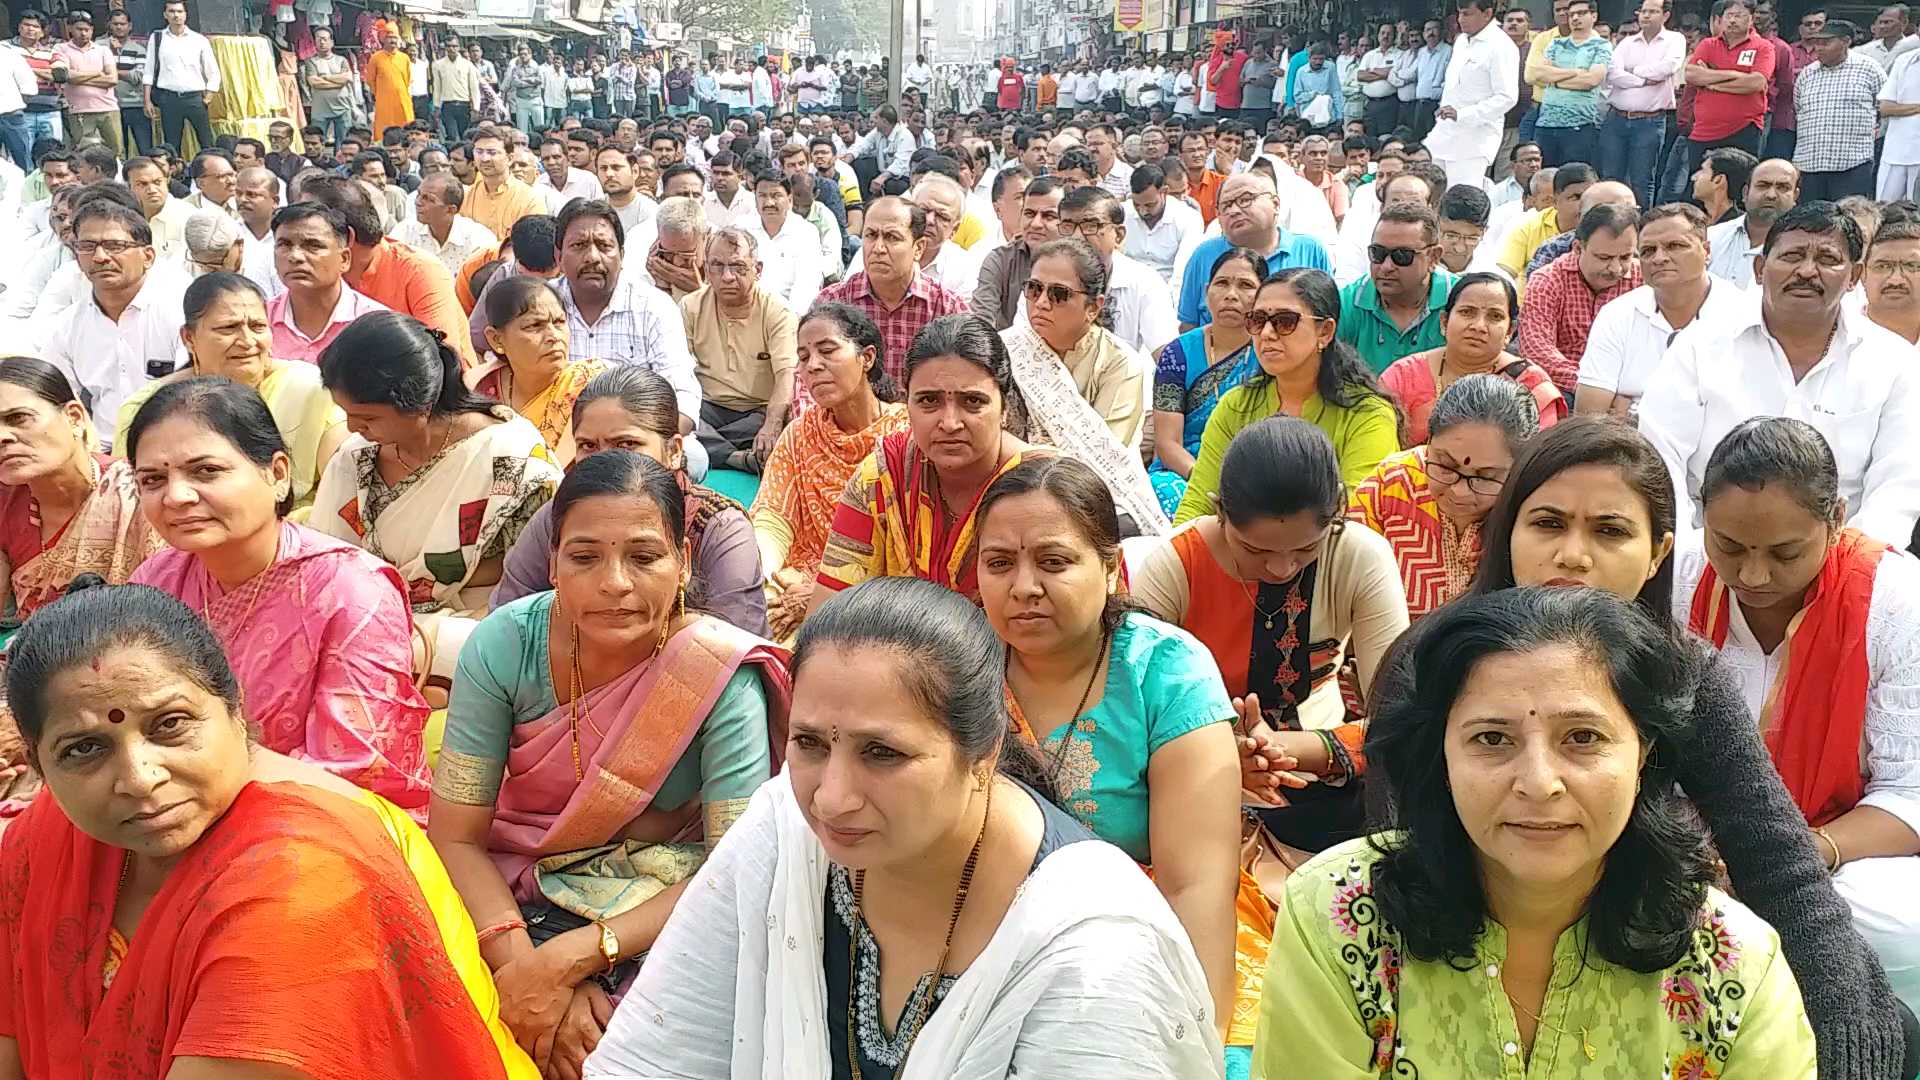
top-left (0, 783), bottom-right (508, 1080)
top-left (1686, 527), bottom-right (1886, 827)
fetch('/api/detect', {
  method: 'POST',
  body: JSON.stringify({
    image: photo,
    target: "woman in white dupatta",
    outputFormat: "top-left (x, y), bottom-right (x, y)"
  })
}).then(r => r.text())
top-left (585, 577), bottom-right (1221, 1080)
top-left (1001, 238), bottom-right (1170, 536)
top-left (312, 312), bottom-right (564, 703)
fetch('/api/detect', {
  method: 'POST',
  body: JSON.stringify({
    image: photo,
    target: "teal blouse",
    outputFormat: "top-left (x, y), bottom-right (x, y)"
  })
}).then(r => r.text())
top-left (441, 591), bottom-right (773, 811)
top-left (1253, 837), bottom-right (1818, 1079)
top-left (1036, 612), bottom-right (1235, 863)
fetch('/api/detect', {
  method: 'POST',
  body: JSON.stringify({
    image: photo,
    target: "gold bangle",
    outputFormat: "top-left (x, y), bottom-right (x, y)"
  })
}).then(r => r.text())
top-left (1815, 827), bottom-right (1843, 873)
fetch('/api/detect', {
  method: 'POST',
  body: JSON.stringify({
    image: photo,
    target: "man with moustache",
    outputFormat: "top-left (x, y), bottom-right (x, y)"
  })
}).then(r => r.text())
top-left (1706, 156), bottom-right (1798, 289)
top-left (1642, 201), bottom-right (1920, 546)
top-left (1517, 202), bottom-right (1641, 399)
top-left (1864, 217), bottom-right (1920, 343)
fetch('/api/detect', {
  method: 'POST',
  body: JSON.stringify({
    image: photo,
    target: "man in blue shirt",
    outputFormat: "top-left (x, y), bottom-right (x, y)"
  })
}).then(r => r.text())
top-left (1177, 171), bottom-right (1332, 328)
top-left (1291, 41), bottom-right (1345, 130)
top-left (1412, 20), bottom-right (1453, 139)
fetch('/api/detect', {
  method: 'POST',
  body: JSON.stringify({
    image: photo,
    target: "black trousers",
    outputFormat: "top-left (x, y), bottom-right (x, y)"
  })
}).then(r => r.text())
top-left (1800, 160), bottom-right (1876, 202)
top-left (440, 100), bottom-right (471, 140)
top-left (119, 105), bottom-right (154, 156)
top-left (152, 87), bottom-right (212, 153)
top-left (1364, 95), bottom-right (1397, 137)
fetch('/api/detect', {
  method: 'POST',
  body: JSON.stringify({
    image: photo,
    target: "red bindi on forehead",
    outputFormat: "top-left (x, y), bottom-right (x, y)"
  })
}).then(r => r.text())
top-left (108, 708), bottom-right (125, 724)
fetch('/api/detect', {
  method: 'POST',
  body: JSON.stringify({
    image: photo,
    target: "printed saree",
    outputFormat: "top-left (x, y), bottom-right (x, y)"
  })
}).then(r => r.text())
top-left (1149, 326), bottom-right (1259, 517)
top-left (0, 782), bottom-right (510, 1080)
top-left (311, 409), bottom-right (561, 693)
top-left (3, 456), bottom-right (163, 621)
top-left (751, 399), bottom-right (910, 577)
top-left (1378, 351), bottom-right (1566, 448)
top-left (468, 357), bottom-right (609, 468)
top-left (130, 521), bottom-right (434, 815)
top-left (1687, 527), bottom-right (1886, 827)
top-left (1346, 447), bottom-right (1481, 619)
top-left (814, 430), bottom-right (1038, 602)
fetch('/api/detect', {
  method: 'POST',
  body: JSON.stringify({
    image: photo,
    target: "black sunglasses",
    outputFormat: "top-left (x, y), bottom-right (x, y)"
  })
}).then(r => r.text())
top-left (1023, 280), bottom-right (1089, 305)
top-left (1245, 309), bottom-right (1318, 335)
top-left (1368, 244), bottom-right (1423, 266)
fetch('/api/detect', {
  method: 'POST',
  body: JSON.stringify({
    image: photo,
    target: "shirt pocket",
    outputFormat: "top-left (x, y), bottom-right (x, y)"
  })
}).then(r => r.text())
top-left (1810, 402), bottom-right (1882, 491)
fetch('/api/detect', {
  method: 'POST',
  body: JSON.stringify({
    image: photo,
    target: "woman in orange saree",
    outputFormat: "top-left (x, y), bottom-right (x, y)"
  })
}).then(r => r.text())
top-left (0, 583), bottom-right (510, 1080)
top-left (431, 451), bottom-right (789, 1080)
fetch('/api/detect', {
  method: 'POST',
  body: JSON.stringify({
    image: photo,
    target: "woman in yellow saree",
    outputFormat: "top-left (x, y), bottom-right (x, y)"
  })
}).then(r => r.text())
top-left (471, 275), bottom-right (608, 468)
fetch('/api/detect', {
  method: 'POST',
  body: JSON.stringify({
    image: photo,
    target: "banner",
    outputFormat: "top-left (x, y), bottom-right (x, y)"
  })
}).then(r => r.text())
top-left (1115, 0), bottom-right (1165, 33)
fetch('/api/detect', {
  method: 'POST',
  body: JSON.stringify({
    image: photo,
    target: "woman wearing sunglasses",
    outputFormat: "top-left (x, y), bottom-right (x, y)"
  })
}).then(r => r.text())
top-left (1378, 272), bottom-right (1567, 447)
top-left (1173, 267), bottom-right (1399, 526)
top-left (1000, 237), bottom-right (1169, 534)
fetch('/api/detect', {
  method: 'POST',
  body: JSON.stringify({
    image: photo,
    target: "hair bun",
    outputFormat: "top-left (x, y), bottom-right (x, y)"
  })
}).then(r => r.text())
top-left (65, 573), bottom-right (108, 595)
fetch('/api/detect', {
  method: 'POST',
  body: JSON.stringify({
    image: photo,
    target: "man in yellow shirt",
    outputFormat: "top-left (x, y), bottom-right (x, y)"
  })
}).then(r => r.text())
top-left (458, 127), bottom-right (543, 242)
top-left (1498, 161), bottom-right (1593, 293)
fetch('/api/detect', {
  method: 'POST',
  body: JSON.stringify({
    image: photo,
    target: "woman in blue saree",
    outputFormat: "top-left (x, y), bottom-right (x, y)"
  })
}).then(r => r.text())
top-left (1148, 247), bottom-right (1269, 517)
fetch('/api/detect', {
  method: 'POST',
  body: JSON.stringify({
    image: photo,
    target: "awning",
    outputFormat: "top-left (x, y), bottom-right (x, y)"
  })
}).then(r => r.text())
top-left (547, 17), bottom-right (606, 35)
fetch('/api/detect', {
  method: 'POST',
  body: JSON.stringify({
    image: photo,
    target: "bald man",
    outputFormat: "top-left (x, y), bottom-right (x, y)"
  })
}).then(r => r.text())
top-left (1522, 179), bottom-right (1640, 278)
top-left (1177, 171), bottom-right (1334, 329)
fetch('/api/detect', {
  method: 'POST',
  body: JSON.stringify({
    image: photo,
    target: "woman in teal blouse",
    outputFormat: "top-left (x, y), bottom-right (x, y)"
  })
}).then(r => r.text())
top-left (1253, 587), bottom-right (1817, 1079)
top-left (973, 455), bottom-right (1247, 1076)
top-left (1174, 267), bottom-right (1399, 525)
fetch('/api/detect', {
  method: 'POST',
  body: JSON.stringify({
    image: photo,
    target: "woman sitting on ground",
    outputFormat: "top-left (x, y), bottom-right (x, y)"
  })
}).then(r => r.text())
top-left (1148, 246), bottom-right (1267, 518)
top-left (0, 583), bottom-right (519, 1079)
top-left (751, 303), bottom-right (908, 641)
top-left (430, 450), bottom-right (789, 1080)
top-left (1674, 417), bottom-right (1920, 1013)
top-left (974, 456), bottom-right (1246, 1075)
top-left (1347, 374), bottom-right (1539, 619)
top-left (114, 272), bottom-right (347, 513)
top-left (1377, 271), bottom-right (1565, 447)
top-left (583, 577), bottom-right (1224, 1079)
top-left (1372, 416), bottom-right (1909, 1078)
top-left (491, 365), bottom-right (768, 635)
top-left (471, 274), bottom-right (609, 467)
top-left (1255, 587), bottom-right (1818, 1076)
top-left (1174, 268), bottom-right (1398, 525)
top-left (126, 377), bottom-right (433, 815)
top-left (310, 312), bottom-right (563, 703)
top-left (812, 314), bottom-right (1039, 610)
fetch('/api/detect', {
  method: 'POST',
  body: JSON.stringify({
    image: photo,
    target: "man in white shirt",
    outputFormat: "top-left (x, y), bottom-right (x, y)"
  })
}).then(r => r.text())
top-left (429, 34), bottom-right (478, 140)
top-left (124, 154), bottom-right (192, 260)
top-left (553, 200), bottom-right (700, 434)
top-left (42, 201), bottom-right (186, 444)
top-left (1071, 63), bottom-right (1101, 113)
top-left (742, 168), bottom-right (822, 313)
top-left (142, 0), bottom-right (218, 156)
top-left (1359, 25), bottom-right (1402, 134)
top-left (395, 173), bottom-right (492, 281)
top-left (847, 105), bottom-right (916, 197)
top-left (1122, 161), bottom-right (1203, 284)
top-left (1577, 203), bottom-right (1744, 420)
top-left (904, 54), bottom-right (934, 103)
top-left (1087, 123), bottom-right (1135, 200)
top-left (702, 151), bottom-right (754, 230)
top-left (232, 166), bottom-right (280, 294)
top-left (1860, 4), bottom-right (1920, 70)
top-left (1705, 157), bottom-right (1799, 289)
top-left (1040, 186), bottom-right (1178, 355)
top-left (0, 39), bottom-right (34, 170)
top-left (1641, 201), bottom-right (1920, 546)
top-left (1098, 57), bottom-right (1122, 111)
top-left (536, 135), bottom-right (603, 204)
top-left (1487, 140), bottom-right (1543, 208)
top-left (1879, 44), bottom-right (1920, 199)
top-left (595, 145), bottom-right (657, 235)
top-left (1429, 0), bottom-right (1520, 192)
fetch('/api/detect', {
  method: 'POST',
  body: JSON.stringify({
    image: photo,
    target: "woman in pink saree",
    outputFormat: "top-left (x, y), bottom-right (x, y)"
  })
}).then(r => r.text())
top-left (429, 449), bottom-right (789, 1080)
top-left (125, 377), bottom-right (433, 815)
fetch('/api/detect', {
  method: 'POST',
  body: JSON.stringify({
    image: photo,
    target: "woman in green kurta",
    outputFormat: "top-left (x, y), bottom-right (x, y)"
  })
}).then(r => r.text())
top-left (428, 450), bottom-right (789, 1080)
top-left (973, 456), bottom-right (1247, 1075)
top-left (1175, 268), bottom-right (1399, 526)
top-left (1252, 587), bottom-right (1817, 1079)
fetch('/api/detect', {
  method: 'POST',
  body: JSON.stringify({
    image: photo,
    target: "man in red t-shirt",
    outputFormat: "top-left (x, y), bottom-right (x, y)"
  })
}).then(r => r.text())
top-left (1682, 0), bottom-right (1774, 174)
top-left (996, 59), bottom-right (1024, 112)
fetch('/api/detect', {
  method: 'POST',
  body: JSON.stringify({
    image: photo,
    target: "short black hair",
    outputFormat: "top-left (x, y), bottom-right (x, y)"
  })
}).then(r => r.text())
top-left (1575, 202), bottom-right (1640, 243)
top-left (1437, 184), bottom-right (1491, 228)
top-left (1553, 162), bottom-right (1598, 191)
top-left (1762, 199), bottom-right (1864, 261)
top-left (556, 198), bottom-right (626, 253)
top-left (270, 201), bottom-right (349, 245)
top-left (508, 213), bottom-right (559, 272)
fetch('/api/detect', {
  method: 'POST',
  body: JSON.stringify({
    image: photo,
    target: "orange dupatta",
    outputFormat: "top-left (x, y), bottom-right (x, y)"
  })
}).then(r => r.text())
top-left (0, 783), bottom-right (508, 1080)
top-left (1686, 527), bottom-right (1885, 827)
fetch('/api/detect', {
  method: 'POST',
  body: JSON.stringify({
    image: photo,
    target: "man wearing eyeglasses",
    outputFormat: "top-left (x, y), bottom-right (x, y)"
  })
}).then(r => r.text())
top-left (1336, 203), bottom-right (1457, 373)
top-left (41, 201), bottom-right (187, 448)
top-left (1516, 202), bottom-right (1641, 402)
top-left (1863, 219), bottom-right (1920, 344)
top-left (1176, 171), bottom-right (1332, 331)
top-left (1013, 186), bottom-right (1176, 356)
top-left (682, 227), bottom-right (795, 474)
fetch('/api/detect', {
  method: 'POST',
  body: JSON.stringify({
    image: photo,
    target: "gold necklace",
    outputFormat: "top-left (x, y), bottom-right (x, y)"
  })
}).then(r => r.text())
top-left (565, 602), bottom-right (672, 780)
top-left (1504, 989), bottom-right (1597, 1063)
top-left (846, 781), bottom-right (992, 1077)
top-left (1239, 579), bottom-right (1283, 630)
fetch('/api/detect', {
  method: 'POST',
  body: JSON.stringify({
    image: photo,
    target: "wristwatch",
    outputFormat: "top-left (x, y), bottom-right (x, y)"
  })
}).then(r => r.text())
top-left (595, 920), bottom-right (620, 973)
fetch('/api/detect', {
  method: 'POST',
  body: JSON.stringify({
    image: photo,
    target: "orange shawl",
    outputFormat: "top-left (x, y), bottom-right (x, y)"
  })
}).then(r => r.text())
top-left (1687, 527), bottom-right (1885, 827)
top-left (0, 782), bottom-right (509, 1080)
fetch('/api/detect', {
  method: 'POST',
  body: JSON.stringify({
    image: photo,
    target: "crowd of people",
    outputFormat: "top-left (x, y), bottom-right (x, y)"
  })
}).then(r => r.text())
top-left (0, 0), bottom-right (1916, 1077)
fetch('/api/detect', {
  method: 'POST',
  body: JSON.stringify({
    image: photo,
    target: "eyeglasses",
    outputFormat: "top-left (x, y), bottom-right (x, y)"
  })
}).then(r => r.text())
top-left (1217, 191), bottom-right (1272, 213)
top-left (707, 260), bottom-right (755, 279)
top-left (1058, 217), bottom-right (1114, 237)
top-left (1869, 258), bottom-right (1920, 276)
top-left (1368, 244), bottom-right (1425, 266)
top-left (1425, 458), bottom-right (1506, 496)
top-left (74, 239), bottom-right (144, 256)
top-left (1023, 280), bottom-right (1089, 305)
top-left (1440, 228), bottom-right (1485, 248)
top-left (1244, 309), bottom-right (1321, 335)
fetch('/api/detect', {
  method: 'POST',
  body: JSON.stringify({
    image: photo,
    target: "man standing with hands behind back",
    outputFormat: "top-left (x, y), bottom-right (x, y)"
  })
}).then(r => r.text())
top-left (1430, 0), bottom-right (1519, 192)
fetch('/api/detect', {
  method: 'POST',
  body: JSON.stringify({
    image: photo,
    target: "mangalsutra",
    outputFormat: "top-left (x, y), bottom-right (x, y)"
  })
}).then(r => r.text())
top-left (1241, 580), bottom-right (1282, 630)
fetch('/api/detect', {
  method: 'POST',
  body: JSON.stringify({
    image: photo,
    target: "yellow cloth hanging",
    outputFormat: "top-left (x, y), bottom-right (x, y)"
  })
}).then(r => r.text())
top-left (208, 35), bottom-right (287, 149)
